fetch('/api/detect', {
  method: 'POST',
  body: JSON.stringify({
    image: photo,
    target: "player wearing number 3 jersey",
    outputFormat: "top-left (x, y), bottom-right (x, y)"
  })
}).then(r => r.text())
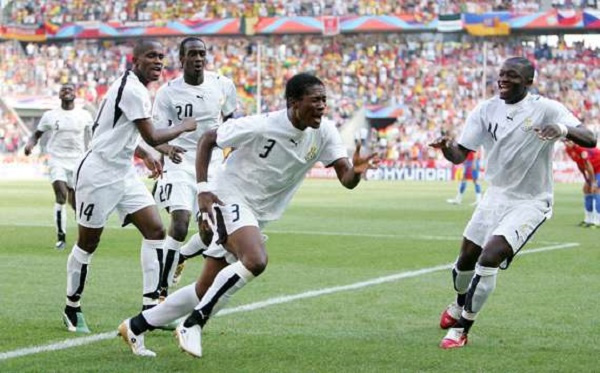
top-left (118, 73), bottom-right (381, 358)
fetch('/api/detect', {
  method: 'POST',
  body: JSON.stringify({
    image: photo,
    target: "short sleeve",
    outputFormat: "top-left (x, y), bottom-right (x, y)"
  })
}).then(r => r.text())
top-left (151, 87), bottom-right (173, 129)
top-left (458, 102), bottom-right (486, 151)
top-left (544, 100), bottom-right (581, 128)
top-left (120, 83), bottom-right (152, 122)
top-left (221, 78), bottom-right (237, 117)
top-left (36, 111), bottom-right (53, 132)
top-left (216, 115), bottom-right (257, 149)
top-left (318, 121), bottom-right (348, 166)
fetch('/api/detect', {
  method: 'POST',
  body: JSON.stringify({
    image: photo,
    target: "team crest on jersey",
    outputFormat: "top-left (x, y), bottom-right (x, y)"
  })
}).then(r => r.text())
top-left (520, 117), bottom-right (534, 132)
top-left (305, 145), bottom-right (318, 161)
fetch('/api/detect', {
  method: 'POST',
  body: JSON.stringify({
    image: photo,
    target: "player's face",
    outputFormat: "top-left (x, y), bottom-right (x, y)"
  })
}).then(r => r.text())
top-left (181, 40), bottom-right (206, 78)
top-left (497, 62), bottom-right (529, 103)
top-left (59, 85), bottom-right (75, 101)
top-left (294, 84), bottom-right (327, 129)
top-left (135, 42), bottom-right (165, 83)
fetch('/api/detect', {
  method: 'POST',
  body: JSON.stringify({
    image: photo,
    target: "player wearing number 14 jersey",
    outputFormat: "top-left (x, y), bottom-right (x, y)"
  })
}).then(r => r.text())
top-left (62, 40), bottom-right (197, 336)
top-left (151, 37), bottom-right (237, 300)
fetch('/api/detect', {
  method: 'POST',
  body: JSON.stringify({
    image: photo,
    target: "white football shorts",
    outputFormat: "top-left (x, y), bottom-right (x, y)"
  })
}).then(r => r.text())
top-left (463, 192), bottom-right (552, 268)
top-left (202, 201), bottom-right (265, 264)
top-left (48, 158), bottom-right (77, 188)
top-left (75, 153), bottom-right (155, 228)
top-left (153, 169), bottom-right (197, 214)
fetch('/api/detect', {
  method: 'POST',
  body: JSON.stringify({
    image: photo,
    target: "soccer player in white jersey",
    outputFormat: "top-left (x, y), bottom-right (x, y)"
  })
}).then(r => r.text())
top-left (430, 57), bottom-right (596, 349)
top-left (24, 84), bottom-right (93, 250)
top-left (151, 37), bottom-right (237, 300)
top-left (117, 73), bottom-right (380, 357)
top-left (62, 39), bottom-right (197, 336)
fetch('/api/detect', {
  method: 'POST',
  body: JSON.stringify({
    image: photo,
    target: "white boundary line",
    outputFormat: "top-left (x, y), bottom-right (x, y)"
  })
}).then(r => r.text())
top-left (0, 222), bottom-right (563, 244)
top-left (0, 242), bottom-right (578, 361)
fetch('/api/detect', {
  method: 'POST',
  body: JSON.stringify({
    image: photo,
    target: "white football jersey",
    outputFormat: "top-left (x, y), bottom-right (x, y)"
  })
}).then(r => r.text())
top-left (213, 109), bottom-right (347, 221)
top-left (152, 72), bottom-right (237, 174)
top-left (89, 71), bottom-right (152, 169)
top-left (459, 94), bottom-right (580, 204)
top-left (37, 107), bottom-right (93, 167)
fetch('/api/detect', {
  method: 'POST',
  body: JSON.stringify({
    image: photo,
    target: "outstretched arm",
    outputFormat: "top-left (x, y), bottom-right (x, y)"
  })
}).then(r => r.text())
top-left (332, 143), bottom-right (380, 189)
top-left (429, 136), bottom-right (471, 164)
top-left (135, 117), bottom-right (196, 147)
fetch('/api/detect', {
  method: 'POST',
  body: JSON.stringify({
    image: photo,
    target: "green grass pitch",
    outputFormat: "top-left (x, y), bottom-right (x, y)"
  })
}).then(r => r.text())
top-left (0, 179), bottom-right (598, 372)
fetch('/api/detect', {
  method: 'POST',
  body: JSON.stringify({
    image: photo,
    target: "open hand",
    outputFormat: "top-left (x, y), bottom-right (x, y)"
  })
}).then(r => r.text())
top-left (352, 143), bottom-right (380, 174)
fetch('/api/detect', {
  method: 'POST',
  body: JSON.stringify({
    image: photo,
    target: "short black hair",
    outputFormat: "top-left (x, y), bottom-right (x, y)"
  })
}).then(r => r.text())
top-left (133, 39), bottom-right (162, 58)
top-left (505, 57), bottom-right (535, 81)
top-left (179, 37), bottom-right (205, 59)
top-left (285, 73), bottom-right (324, 108)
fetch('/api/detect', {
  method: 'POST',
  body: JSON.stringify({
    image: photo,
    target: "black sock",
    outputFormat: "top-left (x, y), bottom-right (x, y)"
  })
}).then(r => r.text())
top-left (130, 313), bottom-right (155, 335)
top-left (64, 305), bottom-right (81, 325)
top-left (456, 293), bottom-right (466, 307)
top-left (142, 304), bottom-right (155, 311)
top-left (455, 317), bottom-right (475, 334)
top-left (183, 310), bottom-right (208, 328)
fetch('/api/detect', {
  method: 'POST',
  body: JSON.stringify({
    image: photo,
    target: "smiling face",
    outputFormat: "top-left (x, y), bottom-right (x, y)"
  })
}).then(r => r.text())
top-left (291, 84), bottom-right (327, 130)
top-left (180, 39), bottom-right (206, 84)
top-left (58, 84), bottom-right (75, 102)
top-left (497, 60), bottom-right (533, 104)
top-left (133, 41), bottom-right (165, 85)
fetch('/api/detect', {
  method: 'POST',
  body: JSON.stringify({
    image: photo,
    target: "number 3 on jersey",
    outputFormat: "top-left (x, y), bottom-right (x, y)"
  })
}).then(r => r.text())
top-left (259, 139), bottom-right (276, 158)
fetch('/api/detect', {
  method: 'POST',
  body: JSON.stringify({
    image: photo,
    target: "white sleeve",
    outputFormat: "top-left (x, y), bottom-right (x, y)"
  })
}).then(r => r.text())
top-left (318, 122), bottom-right (347, 167)
top-left (458, 102), bottom-right (486, 151)
top-left (36, 111), bottom-right (53, 132)
top-left (221, 78), bottom-right (237, 117)
top-left (120, 84), bottom-right (152, 122)
top-left (83, 111), bottom-right (94, 128)
top-left (543, 99), bottom-right (581, 128)
top-left (216, 116), bottom-right (258, 148)
top-left (151, 88), bottom-right (173, 129)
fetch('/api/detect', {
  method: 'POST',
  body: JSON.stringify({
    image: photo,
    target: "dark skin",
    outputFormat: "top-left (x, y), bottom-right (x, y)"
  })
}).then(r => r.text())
top-left (24, 84), bottom-right (84, 210)
top-left (193, 83), bottom-right (380, 291)
top-left (430, 59), bottom-right (598, 270)
top-left (77, 41), bottom-right (197, 253)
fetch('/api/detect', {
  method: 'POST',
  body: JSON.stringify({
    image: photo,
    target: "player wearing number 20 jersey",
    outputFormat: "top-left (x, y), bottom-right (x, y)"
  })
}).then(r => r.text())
top-left (152, 72), bottom-right (236, 213)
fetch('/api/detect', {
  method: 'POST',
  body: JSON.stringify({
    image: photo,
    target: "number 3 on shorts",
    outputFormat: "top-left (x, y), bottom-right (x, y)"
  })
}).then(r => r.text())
top-left (79, 202), bottom-right (95, 222)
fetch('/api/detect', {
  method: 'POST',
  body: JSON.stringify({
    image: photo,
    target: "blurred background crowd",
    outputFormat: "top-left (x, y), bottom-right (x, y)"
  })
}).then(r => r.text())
top-left (6, 0), bottom-right (593, 25)
top-left (1, 0), bottom-right (599, 167)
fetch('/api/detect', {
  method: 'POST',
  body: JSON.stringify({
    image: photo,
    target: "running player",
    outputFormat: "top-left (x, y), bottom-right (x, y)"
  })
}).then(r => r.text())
top-left (62, 39), bottom-right (197, 333)
top-left (117, 73), bottom-right (380, 357)
top-left (430, 57), bottom-right (596, 349)
top-left (24, 84), bottom-right (93, 249)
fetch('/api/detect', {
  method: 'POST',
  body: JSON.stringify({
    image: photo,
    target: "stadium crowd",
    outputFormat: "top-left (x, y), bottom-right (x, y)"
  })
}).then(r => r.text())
top-left (1, 33), bottom-right (598, 166)
top-left (4, 0), bottom-right (592, 25)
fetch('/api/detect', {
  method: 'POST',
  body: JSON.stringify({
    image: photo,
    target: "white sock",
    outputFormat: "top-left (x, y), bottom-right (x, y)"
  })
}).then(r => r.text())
top-left (194, 261), bottom-right (255, 318)
top-left (463, 264), bottom-right (498, 320)
top-left (180, 233), bottom-right (207, 257)
top-left (55, 203), bottom-right (66, 236)
top-left (141, 239), bottom-right (165, 307)
top-left (66, 245), bottom-right (93, 307)
top-left (163, 236), bottom-right (183, 287)
top-left (143, 283), bottom-right (200, 327)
